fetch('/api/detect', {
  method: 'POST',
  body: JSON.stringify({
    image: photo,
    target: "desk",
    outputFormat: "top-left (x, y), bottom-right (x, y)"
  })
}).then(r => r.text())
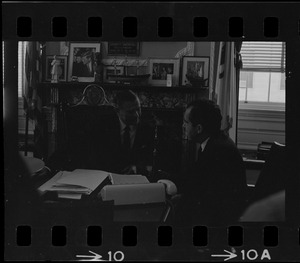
top-left (114, 203), bottom-right (171, 222)
top-left (39, 195), bottom-right (170, 224)
top-left (37, 171), bottom-right (170, 223)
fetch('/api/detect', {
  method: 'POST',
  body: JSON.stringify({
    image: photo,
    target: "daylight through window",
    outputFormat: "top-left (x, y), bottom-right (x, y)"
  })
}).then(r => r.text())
top-left (239, 42), bottom-right (285, 106)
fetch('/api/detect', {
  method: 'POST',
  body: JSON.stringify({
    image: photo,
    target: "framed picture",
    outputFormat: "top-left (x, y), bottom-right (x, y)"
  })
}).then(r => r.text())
top-left (108, 42), bottom-right (140, 56)
top-left (45, 55), bottom-right (67, 82)
top-left (68, 42), bottom-right (101, 82)
top-left (103, 65), bottom-right (124, 83)
top-left (148, 58), bottom-right (180, 86)
top-left (181, 56), bottom-right (210, 87)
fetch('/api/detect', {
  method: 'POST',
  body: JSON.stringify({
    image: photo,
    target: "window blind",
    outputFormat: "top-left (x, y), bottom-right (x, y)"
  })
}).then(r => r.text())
top-left (240, 42), bottom-right (285, 72)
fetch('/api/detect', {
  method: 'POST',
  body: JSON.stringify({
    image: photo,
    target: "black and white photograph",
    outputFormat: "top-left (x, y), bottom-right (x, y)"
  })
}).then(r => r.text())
top-left (108, 42), bottom-right (140, 56)
top-left (152, 63), bottom-right (174, 80)
top-left (103, 65), bottom-right (124, 83)
top-left (45, 55), bottom-right (67, 82)
top-left (3, 2), bottom-right (300, 262)
top-left (68, 42), bottom-right (101, 82)
top-left (181, 56), bottom-right (210, 87)
top-left (148, 58), bottom-right (180, 86)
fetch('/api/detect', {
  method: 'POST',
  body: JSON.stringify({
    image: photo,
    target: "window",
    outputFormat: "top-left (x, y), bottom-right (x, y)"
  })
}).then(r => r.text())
top-left (239, 71), bottom-right (253, 88)
top-left (2, 42), bottom-right (4, 85)
top-left (18, 41), bottom-right (26, 98)
top-left (239, 42), bottom-right (285, 110)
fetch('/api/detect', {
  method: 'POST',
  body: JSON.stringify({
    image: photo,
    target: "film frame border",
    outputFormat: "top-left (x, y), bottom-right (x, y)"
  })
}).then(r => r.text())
top-left (3, 1), bottom-right (300, 261)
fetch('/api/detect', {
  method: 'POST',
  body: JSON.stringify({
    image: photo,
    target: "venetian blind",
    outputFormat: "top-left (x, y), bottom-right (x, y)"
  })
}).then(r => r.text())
top-left (240, 42), bottom-right (285, 72)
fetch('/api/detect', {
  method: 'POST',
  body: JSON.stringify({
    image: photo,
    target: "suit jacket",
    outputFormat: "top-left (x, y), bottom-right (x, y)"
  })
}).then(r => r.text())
top-left (176, 131), bottom-right (248, 225)
top-left (72, 62), bottom-right (94, 77)
top-left (89, 112), bottom-right (155, 174)
top-left (81, 62), bottom-right (94, 77)
top-left (46, 106), bottom-right (181, 176)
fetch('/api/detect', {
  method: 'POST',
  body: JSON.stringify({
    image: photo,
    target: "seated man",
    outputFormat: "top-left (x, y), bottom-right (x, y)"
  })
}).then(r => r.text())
top-left (90, 90), bottom-right (155, 175)
top-left (174, 99), bottom-right (248, 225)
top-left (46, 90), bottom-right (179, 179)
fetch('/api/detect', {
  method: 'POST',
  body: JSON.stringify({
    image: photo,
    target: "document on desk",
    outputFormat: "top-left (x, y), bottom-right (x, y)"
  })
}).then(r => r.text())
top-left (38, 169), bottom-right (110, 198)
top-left (55, 169), bottom-right (109, 194)
top-left (57, 193), bottom-right (82, 200)
top-left (109, 173), bottom-right (150, 185)
top-left (38, 171), bottom-right (65, 193)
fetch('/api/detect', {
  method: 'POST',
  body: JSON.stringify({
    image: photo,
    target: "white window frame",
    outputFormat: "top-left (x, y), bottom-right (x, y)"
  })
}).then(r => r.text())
top-left (239, 100), bottom-right (285, 112)
top-left (239, 41), bottom-right (285, 112)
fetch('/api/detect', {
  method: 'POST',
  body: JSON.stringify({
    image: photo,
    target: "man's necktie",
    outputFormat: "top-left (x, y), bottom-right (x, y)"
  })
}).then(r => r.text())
top-left (123, 126), bottom-right (131, 152)
top-left (197, 145), bottom-right (203, 162)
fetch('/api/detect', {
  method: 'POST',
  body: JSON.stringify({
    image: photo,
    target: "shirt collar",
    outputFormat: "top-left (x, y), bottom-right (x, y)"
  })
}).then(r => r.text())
top-left (119, 119), bottom-right (127, 131)
top-left (200, 137), bottom-right (210, 151)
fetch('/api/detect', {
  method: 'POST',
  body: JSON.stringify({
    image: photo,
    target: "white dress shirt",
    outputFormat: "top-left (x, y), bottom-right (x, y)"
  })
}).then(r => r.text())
top-left (195, 137), bottom-right (210, 161)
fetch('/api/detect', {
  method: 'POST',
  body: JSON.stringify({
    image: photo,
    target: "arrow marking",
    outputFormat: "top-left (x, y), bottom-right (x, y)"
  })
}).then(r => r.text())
top-left (76, 250), bottom-right (107, 261)
top-left (211, 249), bottom-right (237, 261)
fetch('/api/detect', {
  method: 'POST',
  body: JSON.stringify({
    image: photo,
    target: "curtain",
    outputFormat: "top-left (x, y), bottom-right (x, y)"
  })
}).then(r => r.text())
top-left (22, 42), bottom-right (44, 157)
top-left (23, 42), bottom-right (42, 119)
top-left (211, 42), bottom-right (241, 143)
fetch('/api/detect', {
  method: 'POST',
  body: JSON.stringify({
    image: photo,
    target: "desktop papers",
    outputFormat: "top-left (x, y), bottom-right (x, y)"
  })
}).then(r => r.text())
top-left (38, 169), bottom-right (109, 199)
top-left (109, 173), bottom-right (150, 185)
top-left (101, 174), bottom-right (165, 205)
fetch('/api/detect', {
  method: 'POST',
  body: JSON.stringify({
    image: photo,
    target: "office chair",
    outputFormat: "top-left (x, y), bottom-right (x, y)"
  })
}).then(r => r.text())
top-left (62, 104), bottom-right (116, 170)
top-left (45, 84), bottom-right (114, 170)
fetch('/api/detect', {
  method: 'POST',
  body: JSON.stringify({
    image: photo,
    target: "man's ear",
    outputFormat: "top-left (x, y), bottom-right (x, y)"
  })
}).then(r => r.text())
top-left (196, 124), bottom-right (203, 134)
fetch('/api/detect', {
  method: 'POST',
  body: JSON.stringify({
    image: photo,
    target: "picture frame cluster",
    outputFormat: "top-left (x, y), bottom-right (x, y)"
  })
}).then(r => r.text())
top-left (147, 56), bottom-right (210, 87)
top-left (45, 42), bottom-right (210, 88)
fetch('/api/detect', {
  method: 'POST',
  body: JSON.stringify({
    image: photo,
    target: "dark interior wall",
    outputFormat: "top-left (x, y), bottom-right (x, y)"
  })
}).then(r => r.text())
top-left (37, 42), bottom-right (213, 163)
top-left (46, 41), bottom-right (212, 59)
top-left (104, 42), bottom-right (187, 58)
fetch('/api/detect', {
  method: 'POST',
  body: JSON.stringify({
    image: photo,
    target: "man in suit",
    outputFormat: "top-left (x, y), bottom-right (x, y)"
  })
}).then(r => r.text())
top-left (175, 99), bottom-right (248, 225)
top-left (72, 52), bottom-right (84, 77)
top-left (91, 90), bottom-right (155, 175)
top-left (80, 50), bottom-right (94, 77)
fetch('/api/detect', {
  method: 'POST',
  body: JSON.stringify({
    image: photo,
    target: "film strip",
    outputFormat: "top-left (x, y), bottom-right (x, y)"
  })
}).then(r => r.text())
top-left (3, 1), bottom-right (300, 261)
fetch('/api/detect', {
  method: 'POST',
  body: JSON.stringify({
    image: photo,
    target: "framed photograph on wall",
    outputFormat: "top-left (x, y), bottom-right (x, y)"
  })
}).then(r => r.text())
top-left (181, 56), bottom-right (210, 87)
top-left (68, 43), bottom-right (101, 82)
top-left (148, 58), bottom-right (180, 86)
top-left (103, 65), bottom-right (124, 83)
top-left (108, 42), bottom-right (140, 56)
top-left (45, 55), bottom-right (67, 82)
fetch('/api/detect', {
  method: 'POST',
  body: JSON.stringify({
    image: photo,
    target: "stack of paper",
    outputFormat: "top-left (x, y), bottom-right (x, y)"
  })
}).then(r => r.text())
top-left (38, 169), bottom-right (109, 199)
